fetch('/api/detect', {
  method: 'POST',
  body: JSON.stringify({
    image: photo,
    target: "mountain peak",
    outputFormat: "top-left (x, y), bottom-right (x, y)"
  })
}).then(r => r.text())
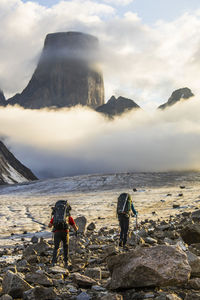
top-left (0, 141), bottom-right (37, 184)
top-left (7, 31), bottom-right (104, 109)
top-left (96, 95), bottom-right (141, 116)
top-left (158, 87), bottom-right (194, 110)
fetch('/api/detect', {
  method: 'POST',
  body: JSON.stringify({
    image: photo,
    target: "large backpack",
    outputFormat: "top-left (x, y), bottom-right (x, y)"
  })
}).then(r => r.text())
top-left (117, 193), bottom-right (131, 216)
top-left (52, 200), bottom-right (71, 230)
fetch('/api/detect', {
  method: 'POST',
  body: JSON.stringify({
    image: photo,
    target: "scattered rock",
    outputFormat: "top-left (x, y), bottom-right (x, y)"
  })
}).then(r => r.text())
top-left (75, 216), bottom-right (87, 234)
top-left (73, 272), bottom-right (96, 288)
top-left (180, 224), bottom-right (200, 244)
top-left (23, 286), bottom-right (58, 300)
top-left (2, 270), bottom-right (33, 298)
top-left (87, 222), bottom-right (96, 231)
top-left (85, 267), bottom-right (102, 280)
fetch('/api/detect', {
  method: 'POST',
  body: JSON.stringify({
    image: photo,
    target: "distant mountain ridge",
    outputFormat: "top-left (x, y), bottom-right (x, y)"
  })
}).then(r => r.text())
top-left (0, 90), bottom-right (6, 106)
top-left (96, 96), bottom-right (141, 116)
top-left (0, 32), bottom-right (196, 114)
top-left (158, 87), bottom-right (194, 110)
top-left (0, 141), bottom-right (37, 185)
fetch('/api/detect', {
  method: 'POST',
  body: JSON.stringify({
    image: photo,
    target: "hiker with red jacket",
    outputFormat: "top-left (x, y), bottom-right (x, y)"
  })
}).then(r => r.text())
top-left (48, 200), bottom-right (78, 268)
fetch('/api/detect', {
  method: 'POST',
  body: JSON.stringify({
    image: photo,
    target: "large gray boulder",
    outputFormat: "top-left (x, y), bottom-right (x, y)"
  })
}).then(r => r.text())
top-left (2, 270), bottom-right (33, 298)
top-left (107, 245), bottom-right (191, 289)
top-left (7, 32), bottom-right (104, 109)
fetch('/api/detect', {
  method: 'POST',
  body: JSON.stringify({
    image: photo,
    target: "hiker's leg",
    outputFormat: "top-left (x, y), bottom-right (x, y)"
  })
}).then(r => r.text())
top-left (52, 232), bottom-right (61, 264)
top-left (123, 217), bottom-right (129, 246)
top-left (62, 231), bottom-right (69, 264)
top-left (119, 215), bottom-right (123, 245)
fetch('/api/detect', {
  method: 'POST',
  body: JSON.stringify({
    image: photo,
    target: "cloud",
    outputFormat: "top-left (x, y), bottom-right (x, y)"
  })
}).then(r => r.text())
top-left (102, 0), bottom-right (134, 6)
top-left (0, 0), bottom-right (200, 110)
top-left (0, 98), bottom-right (200, 179)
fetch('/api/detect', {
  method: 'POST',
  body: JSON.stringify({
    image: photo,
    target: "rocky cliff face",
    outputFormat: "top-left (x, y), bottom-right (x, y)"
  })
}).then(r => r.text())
top-left (0, 141), bottom-right (37, 184)
top-left (0, 90), bottom-right (6, 106)
top-left (158, 87), bottom-right (194, 110)
top-left (96, 96), bottom-right (141, 116)
top-left (7, 32), bottom-right (104, 109)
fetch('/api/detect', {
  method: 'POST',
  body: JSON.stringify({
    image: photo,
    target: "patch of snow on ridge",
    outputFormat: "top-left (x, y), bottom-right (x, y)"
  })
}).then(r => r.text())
top-left (2, 163), bottom-right (29, 184)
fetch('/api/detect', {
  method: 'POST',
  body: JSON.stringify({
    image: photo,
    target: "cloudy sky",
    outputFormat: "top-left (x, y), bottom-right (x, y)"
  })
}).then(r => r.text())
top-left (1, 0), bottom-right (200, 109)
top-left (0, 0), bottom-right (200, 178)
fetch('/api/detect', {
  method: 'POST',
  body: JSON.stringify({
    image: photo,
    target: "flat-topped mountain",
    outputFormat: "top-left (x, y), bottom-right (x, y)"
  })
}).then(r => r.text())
top-left (158, 87), bottom-right (194, 110)
top-left (7, 32), bottom-right (105, 109)
top-left (0, 141), bottom-right (37, 184)
top-left (96, 96), bottom-right (141, 116)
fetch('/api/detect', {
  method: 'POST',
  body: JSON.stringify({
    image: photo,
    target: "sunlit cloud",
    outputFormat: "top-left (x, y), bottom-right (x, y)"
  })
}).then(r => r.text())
top-left (0, 98), bottom-right (200, 178)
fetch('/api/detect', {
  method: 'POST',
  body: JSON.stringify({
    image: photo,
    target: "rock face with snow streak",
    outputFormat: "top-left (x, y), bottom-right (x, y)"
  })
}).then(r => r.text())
top-left (7, 31), bottom-right (104, 109)
top-left (0, 141), bottom-right (37, 184)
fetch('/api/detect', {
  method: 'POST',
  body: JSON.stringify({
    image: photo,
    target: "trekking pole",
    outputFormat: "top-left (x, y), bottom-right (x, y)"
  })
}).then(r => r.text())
top-left (135, 214), bottom-right (138, 231)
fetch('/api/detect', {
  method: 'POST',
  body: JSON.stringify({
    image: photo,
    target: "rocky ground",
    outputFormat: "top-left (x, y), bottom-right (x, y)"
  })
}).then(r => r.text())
top-left (1, 209), bottom-right (200, 299)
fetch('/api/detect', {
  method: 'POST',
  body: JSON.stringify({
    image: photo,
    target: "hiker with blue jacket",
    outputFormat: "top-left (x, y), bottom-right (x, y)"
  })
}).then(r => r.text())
top-left (117, 192), bottom-right (138, 249)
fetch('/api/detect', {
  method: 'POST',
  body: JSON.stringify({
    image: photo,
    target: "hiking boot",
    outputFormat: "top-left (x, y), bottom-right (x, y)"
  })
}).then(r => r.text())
top-left (64, 262), bottom-right (73, 271)
top-left (119, 240), bottom-right (123, 247)
top-left (123, 245), bottom-right (129, 251)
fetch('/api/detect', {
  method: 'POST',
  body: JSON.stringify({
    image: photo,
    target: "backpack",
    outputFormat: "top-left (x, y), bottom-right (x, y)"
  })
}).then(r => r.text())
top-left (52, 200), bottom-right (71, 230)
top-left (117, 193), bottom-right (131, 216)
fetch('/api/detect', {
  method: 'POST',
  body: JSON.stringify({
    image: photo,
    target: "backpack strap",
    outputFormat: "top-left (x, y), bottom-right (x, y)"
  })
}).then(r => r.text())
top-left (122, 193), bottom-right (129, 213)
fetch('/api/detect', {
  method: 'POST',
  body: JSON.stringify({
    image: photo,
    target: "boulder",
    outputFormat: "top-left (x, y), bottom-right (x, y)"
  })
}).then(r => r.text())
top-left (2, 270), bottom-right (32, 298)
top-left (76, 291), bottom-right (91, 300)
top-left (0, 295), bottom-right (13, 300)
top-left (87, 222), bottom-right (96, 231)
top-left (75, 216), bottom-right (87, 234)
top-left (84, 267), bottom-right (102, 280)
top-left (186, 251), bottom-right (200, 277)
top-left (23, 239), bottom-right (50, 257)
top-left (73, 272), bottom-right (96, 288)
top-left (191, 210), bottom-right (200, 222)
top-left (180, 224), bottom-right (200, 244)
top-left (101, 294), bottom-right (123, 300)
top-left (23, 286), bottom-right (57, 300)
top-left (188, 278), bottom-right (200, 290)
top-left (25, 272), bottom-right (53, 286)
top-left (107, 245), bottom-right (191, 289)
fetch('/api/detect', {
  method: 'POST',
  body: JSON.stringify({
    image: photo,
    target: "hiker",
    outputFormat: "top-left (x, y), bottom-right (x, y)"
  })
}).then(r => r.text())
top-left (48, 200), bottom-right (78, 268)
top-left (117, 192), bottom-right (138, 249)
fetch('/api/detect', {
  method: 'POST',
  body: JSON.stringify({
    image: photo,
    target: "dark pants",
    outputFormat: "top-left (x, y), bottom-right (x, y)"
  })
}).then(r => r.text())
top-left (118, 214), bottom-right (129, 246)
top-left (52, 230), bottom-right (69, 264)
